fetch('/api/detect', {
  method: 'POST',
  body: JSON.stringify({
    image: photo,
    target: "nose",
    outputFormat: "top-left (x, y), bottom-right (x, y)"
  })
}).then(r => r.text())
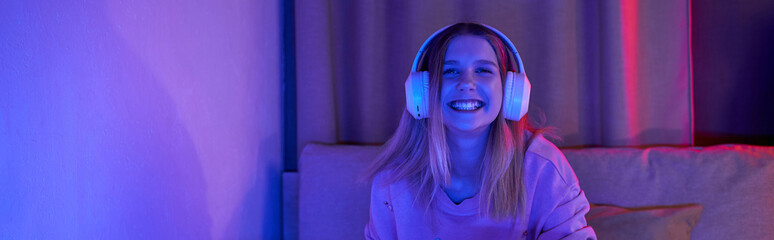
top-left (457, 72), bottom-right (476, 92)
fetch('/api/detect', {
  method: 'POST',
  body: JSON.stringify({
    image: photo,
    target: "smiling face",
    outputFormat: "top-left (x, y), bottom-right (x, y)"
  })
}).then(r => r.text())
top-left (440, 35), bottom-right (503, 133)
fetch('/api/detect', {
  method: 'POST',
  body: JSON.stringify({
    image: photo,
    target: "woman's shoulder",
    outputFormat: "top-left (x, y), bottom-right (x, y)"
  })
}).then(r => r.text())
top-left (525, 133), bottom-right (564, 163)
top-left (370, 169), bottom-right (393, 197)
top-left (370, 169), bottom-right (404, 191)
top-left (369, 169), bottom-right (415, 202)
top-left (524, 133), bottom-right (579, 186)
top-left (371, 169), bottom-right (393, 186)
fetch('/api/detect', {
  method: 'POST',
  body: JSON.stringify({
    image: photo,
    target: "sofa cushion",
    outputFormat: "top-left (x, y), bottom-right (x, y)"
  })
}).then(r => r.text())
top-left (586, 204), bottom-right (703, 240)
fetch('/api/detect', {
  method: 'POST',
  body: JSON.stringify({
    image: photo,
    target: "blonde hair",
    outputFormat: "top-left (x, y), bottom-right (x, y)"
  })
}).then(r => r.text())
top-left (363, 23), bottom-right (542, 221)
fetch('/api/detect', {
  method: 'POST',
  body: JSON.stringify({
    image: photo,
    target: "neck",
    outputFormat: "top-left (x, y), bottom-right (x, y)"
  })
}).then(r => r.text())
top-left (445, 125), bottom-right (491, 179)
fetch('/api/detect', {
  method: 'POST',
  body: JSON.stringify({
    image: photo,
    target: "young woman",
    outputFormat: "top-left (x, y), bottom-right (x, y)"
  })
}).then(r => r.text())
top-left (363, 23), bottom-right (596, 239)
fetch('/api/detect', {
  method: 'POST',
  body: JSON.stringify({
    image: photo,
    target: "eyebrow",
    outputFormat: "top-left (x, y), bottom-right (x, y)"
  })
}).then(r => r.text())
top-left (443, 60), bottom-right (498, 66)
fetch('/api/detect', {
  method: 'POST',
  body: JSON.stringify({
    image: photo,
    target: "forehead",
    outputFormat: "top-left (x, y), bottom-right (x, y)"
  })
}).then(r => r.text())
top-left (444, 35), bottom-right (497, 62)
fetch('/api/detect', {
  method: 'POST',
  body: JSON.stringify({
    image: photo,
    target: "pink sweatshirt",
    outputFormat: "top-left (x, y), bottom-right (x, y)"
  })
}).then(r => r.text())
top-left (365, 135), bottom-right (597, 240)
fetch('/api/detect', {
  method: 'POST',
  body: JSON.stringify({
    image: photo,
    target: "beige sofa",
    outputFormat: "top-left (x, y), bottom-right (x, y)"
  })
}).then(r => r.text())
top-left (283, 144), bottom-right (774, 239)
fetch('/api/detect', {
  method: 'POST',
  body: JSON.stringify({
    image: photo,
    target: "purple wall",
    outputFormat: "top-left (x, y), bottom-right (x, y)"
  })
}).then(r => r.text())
top-left (0, 0), bottom-right (281, 238)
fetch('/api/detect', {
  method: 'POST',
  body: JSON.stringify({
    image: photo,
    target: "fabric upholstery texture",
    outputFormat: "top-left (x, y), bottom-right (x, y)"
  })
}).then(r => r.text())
top-left (586, 204), bottom-right (703, 240)
top-left (290, 143), bottom-right (774, 240)
top-left (563, 145), bottom-right (774, 240)
top-left (297, 144), bottom-right (374, 240)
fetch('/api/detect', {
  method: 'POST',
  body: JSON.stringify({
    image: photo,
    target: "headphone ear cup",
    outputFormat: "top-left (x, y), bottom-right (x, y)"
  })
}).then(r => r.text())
top-left (502, 71), bottom-right (531, 121)
top-left (405, 71), bottom-right (430, 119)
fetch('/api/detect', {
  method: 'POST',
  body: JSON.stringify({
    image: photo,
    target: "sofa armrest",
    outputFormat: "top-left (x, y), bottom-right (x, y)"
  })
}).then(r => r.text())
top-left (297, 143), bottom-right (379, 240)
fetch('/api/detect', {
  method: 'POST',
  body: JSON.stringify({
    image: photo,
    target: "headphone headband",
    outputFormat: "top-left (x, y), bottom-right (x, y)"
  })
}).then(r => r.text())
top-left (410, 23), bottom-right (525, 74)
top-left (404, 23), bottom-right (531, 121)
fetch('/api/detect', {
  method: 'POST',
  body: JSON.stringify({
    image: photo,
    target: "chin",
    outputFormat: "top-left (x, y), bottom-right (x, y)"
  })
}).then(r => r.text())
top-left (443, 114), bottom-right (494, 131)
top-left (443, 120), bottom-right (492, 133)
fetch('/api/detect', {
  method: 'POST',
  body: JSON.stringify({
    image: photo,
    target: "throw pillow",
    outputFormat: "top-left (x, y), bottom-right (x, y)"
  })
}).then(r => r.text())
top-left (586, 204), bottom-right (703, 240)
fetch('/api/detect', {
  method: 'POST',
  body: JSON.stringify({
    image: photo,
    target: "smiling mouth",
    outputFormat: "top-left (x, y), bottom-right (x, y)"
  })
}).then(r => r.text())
top-left (448, 100), bottom-right (485, 111)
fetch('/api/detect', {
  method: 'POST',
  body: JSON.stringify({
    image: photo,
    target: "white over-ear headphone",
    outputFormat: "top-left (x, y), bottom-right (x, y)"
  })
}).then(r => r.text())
top-left (405, 23), bottom-right (531, 121)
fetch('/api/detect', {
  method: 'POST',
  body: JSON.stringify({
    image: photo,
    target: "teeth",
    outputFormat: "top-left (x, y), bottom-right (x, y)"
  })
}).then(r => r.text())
top-left (449, 100), bottom-right (483, 111)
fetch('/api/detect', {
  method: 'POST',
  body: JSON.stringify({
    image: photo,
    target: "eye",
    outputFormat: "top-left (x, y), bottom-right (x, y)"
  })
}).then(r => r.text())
top-left (476, 68), bottom-right (494, 74)
top-left (442, 68), bottom-right (459, 76)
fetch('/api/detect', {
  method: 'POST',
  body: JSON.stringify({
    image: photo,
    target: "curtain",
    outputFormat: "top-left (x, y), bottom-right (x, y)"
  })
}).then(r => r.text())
top-left (295, 0), bottom-right (693, 158)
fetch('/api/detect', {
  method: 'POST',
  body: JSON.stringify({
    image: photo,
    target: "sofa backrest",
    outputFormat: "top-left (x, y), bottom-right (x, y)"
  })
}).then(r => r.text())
top-left (563, 145), bottom-right (774, 239)
top-left (296, 144), bottom-right (376, 240)
top-left (287, 143), bottom-right (774, 240)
